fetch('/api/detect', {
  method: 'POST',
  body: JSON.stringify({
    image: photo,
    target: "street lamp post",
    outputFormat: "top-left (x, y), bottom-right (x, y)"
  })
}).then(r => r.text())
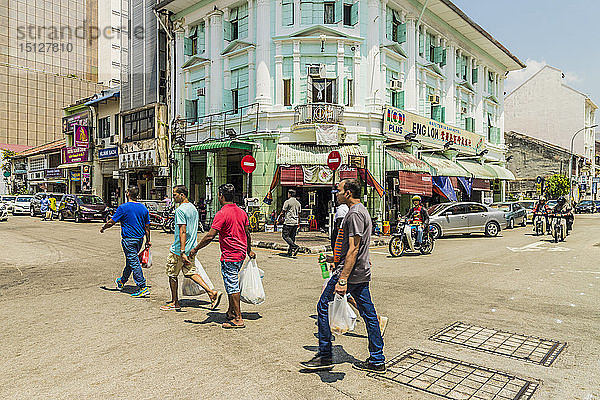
top-left (568, 124), bottom-right (598, 204)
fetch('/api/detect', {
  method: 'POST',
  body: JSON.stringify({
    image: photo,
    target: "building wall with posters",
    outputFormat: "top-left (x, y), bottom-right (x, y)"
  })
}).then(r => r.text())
top-left (156, 0), bottom-right (523, 223)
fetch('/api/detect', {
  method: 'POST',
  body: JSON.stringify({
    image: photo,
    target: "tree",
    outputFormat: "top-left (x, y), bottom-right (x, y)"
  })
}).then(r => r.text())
top-left (545, 174), bottom-right (569, 199)
top-left (1, 149), bottom-right (17, 174)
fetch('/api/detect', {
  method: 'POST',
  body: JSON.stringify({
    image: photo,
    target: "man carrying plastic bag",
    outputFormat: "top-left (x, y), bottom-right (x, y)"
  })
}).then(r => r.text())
top-left (301, 179), bottom-right (385, 373)
top-left (239, 258), bottom-right (265, 305)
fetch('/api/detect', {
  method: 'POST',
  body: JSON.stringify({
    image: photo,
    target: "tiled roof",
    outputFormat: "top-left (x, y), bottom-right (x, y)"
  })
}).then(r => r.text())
top-left (0, 143), bottom-right (32, 153)
top-left (12, 139), bottom-right (66, 158)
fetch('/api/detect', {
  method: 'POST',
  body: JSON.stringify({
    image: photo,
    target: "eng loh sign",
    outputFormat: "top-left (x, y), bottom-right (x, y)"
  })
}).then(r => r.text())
top-left (383, 106), bottom-right (485, 155)
top-left (62, 147), bottom-right (89, 164)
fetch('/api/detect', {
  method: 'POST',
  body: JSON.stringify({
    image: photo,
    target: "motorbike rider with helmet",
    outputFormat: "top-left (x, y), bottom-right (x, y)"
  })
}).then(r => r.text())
top-left (403, 195), bottom-right (430, 247)
top-left (532, 196), bottom-right (551, 234)
top-left (551, 196), bottom-right (574, 235)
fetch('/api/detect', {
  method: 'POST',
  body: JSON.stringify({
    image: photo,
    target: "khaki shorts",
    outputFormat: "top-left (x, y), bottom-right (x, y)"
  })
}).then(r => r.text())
top-left (165, 253), bottom-right (197, 277)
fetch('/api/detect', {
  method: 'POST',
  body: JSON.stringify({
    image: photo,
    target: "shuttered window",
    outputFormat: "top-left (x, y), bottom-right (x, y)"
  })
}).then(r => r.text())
top-left (282, 0), bottom-right (294, 26)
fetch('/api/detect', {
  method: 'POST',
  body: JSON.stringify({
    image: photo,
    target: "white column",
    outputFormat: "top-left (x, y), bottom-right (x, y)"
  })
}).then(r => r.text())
top-left (174, 28), bottom-right (185, 119)
top-left (275, 43), bottom-right (283, 108)
top-left (352, 45), bottom-right (362, 109)
top-left (248, 0), bottom-right (255, 42)
top-left (204, 17), bottom-right (211, 115)
top-left (209, 12), bottom-right (224, 114)
top-left (476, 65), bottom-right (486, 135)
top-left (444, 42), bottom-right (456, 125)
top-left (498, 75), bottom-right (505, 149)
top-left (405, 17), bottom-right (417, 112)
top-left (293, 41), bottom-right (301, 106)
top-left (255, 0), bottom-right (272, 107)
top-left (337, 40), bottom-right (345, 105)
top-left (366, 0), bottom-right (381, 109)
top-left (223, 56), bottom-right (231, 111)
top-left (248, 49), bottom-right (256, 105)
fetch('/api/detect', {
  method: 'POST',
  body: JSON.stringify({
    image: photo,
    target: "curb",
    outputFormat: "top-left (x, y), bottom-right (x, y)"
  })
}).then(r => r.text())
top-left (252, 237), bottom-right (389, 255)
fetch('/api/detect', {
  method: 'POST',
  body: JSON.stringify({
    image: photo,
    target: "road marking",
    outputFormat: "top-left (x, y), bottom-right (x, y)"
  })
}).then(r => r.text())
top-left (471, 261), bottom-right (501, 266)
top-left (507, 241), bottom-right (571, 252)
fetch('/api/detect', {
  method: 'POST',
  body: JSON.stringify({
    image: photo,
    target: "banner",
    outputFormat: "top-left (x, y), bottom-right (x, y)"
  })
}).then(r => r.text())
top-left (432, 176), bottom-right (457, 201)
top-left (98, 147), bottom-right (118, 159)
top-left (383, 106), bottom-right (485, 155)
top-left (81, 165), bottom-right (91, 192)
top-left (303, 165), bottom-right (333, 184)
top-left (62, 147), bottom-right (89, 164)
top-left (45, 169), bottom-right (63, 179)
top-left (315, 124), bottom-right (338, 145)
top-left (457, 176), bottom-right (473, 197)
top-left (74, 125), bottom-right (89, 147)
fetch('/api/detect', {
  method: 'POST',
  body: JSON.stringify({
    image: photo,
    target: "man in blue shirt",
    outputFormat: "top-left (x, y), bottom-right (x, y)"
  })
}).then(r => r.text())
top-left (100, 186), bottom-right (151, 297)
top-left (40, 194), bottom-right (50, 221)
top-left (160, 185), bottom-right (222, 311)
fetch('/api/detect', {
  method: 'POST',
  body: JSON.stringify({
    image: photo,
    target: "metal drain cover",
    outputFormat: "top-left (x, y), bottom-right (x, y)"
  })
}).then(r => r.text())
top-left (370, 349), bottom-right (539, 400)
top-left (430, 322), bottom-right (567, 367)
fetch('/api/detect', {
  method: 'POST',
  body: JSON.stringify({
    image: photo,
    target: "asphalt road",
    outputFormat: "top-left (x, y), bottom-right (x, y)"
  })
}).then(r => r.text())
top-left (0, 214), bottom-right (599, 399)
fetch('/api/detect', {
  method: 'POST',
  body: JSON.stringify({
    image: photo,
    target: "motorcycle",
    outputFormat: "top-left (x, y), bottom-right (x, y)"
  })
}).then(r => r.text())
top-left (551, 214), bottom-right (567, 243)
top-left (389, 219), bottom-right (435, 257)
top-left (532, 213), bottom-right (549, 236)
top-left (161, 205), bottom-right (175, 233)
top-left (149, 211), bottom-right (165, 230)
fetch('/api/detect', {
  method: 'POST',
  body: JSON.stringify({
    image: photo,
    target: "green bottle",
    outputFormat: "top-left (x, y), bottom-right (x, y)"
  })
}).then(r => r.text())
top-left (319, 253), bottom-right (330, 279)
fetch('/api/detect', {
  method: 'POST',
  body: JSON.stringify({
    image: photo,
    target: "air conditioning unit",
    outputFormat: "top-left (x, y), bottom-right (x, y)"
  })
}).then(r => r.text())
top-left (461, 107), bottom-right (467, 114)
top-left (428, 94), bottom-right (440, 105)
top-left (197, 87), bottom-right (206, 97)
top-left (390, 80), bottom-right (403, 91)
top-left (308, 64), bottom-right (325, 77)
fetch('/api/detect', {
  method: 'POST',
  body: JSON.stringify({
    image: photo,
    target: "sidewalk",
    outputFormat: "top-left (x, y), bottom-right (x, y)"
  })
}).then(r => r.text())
top-left (251, 230), bottom-right (389, 254)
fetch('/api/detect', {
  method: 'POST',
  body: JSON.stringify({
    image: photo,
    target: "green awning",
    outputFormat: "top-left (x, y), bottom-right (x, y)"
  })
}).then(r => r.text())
top-left (456, 160), bottom-right (497, 179)
top-left (386, 150), bottom-right (431, 173)
top-left (188, 140), bottom-right (255, 152)
top-left (421, 154), bottom-right (469, 177)
top-left (486, 164), bottom-right (516, 180)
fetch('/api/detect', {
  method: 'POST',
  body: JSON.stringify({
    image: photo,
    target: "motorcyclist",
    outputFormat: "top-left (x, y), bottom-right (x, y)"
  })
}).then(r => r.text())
top-left (532, 196), bottom-right (551, 233)
top-left (403, 195), bottom-right (430, 247)
top-left (551, 196), bottom-right (574, 235)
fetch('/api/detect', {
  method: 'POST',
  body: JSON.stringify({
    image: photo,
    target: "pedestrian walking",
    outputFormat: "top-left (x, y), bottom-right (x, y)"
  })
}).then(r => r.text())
top-left (301, 179), bottom-right (385, 373)
top-left (40, 194), bottom-right (50, 221)
top-left (48, 195), bottom-right (57, 220)
top-left (190, 183), bottom-right (256, 329)
top-left (160, 185), bottom-right (223, 312)
top-left (279, 189), bottom-right (301, 256)
top-left (330, 201), bottom-right (349, 249)
top-left (100, 186), bottom-right (151, 298)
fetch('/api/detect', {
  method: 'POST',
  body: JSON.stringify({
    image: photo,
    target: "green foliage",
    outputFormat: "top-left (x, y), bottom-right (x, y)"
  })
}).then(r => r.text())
top-left (1, 149), bottom-right (17, 173)
top-left (545, 174), bottom-right (569, 199)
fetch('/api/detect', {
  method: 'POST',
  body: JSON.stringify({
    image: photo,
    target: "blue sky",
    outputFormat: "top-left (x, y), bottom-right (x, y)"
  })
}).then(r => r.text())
top-left (451, 0), bottom-right (599, 108)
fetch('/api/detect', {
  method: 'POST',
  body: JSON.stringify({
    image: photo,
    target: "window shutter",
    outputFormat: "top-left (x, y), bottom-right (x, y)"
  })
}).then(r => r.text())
top-left (223, 20), bottom-right (233, 41)
top-left (386, 8), bottom-right (393, 39)
top-left (282, 0), bottom-right (294, 26)
top-left (189, 26), bottom-right (197, 37)
top-left (350, 2), bottom-right (358, 25)
top-left (419, 31), bottom-right (424, 55)
top-left (431, 105), bottom-right (440, 121)
top-left (184, 37), bottom-right (193, 56)
top-left (398, 91), bottom-right (405, 109)
top-left (425, 35), bottom-right (430, 60)
top-left (441, 106), bottom-right (445, 123)
top-left (455, 55), bottom-right (461, 77)
top-left (397, 23), bottom-right (406, 44)
top-left (472, 67), bottom-right (478, 84)
top-left (433, 46), bottom-right (443, 63)
top-left (335, 0), bottom-right (343, 23)
top-left (185, 100), bottom-right (193, 121)
top-left (440, 49), bottom-right (447, 67)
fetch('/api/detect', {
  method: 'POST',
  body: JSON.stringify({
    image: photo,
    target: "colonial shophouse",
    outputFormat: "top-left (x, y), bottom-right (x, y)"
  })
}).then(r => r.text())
top-left (155, 0), bottom-right (524, 227)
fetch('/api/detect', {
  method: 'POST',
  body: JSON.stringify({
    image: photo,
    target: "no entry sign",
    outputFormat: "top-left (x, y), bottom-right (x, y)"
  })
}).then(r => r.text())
top-left (241, 155), bottom-right (257, 174)
top-left (327, 151), bottom-right (341, 171)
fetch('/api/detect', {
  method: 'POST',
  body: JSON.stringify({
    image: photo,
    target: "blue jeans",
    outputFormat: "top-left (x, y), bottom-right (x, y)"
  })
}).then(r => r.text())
top-left (221, 261), bottom-right (244, 294)
top-left (415, 225), bottom-right (423, 244)
top-left (317, 274), bottom-right (385, 364)
top-left (120, 237), bottom-right (146, 288)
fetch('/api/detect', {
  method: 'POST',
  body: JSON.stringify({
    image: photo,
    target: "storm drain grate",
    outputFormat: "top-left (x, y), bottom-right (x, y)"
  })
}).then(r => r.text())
top-left (430, 322), bottom-right (566, 367)
top-left (369, 349), bottom-right (539, 400)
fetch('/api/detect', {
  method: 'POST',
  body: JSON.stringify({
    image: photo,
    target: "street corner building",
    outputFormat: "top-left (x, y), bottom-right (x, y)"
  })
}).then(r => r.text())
top-left (153, 0), bottom-right (524, 228)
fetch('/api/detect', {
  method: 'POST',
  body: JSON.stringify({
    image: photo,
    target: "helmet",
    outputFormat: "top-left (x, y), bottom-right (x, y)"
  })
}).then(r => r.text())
top-left (411, 195), bottom-right (422, 202)
top-left (557, 196), bottom-right (566, 206)
top-left (539, 196), bottom-right (546, 202)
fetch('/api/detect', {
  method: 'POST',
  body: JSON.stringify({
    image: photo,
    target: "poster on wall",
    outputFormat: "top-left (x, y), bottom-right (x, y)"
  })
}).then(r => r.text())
top-left (81, 165), bottom-right (91, 192)
top-left (74, 125), bottom-right (89, 148)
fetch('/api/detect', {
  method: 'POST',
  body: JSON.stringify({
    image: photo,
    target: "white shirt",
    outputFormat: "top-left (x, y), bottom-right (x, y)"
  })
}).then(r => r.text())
top-left (334, 204), bottom-right (349, 221)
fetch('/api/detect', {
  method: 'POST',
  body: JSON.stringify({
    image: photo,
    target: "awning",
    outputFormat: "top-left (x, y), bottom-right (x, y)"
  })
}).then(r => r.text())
top-left (397, 171), bottom-right (432, 197)
top-left (485, 164), bottom-right (516, 180)
top-left (189, 140), bottom-right (255, 152)
top-left (84, 91), bottom-right (120, 106)
top-left (456, 160), bottom-right (497, 179)
top-left (421, 154), bottom-right (469, 177)
top-left (276, 144), bottom-right (365, 165)
top-left (58, 162), bottom-right (89, 169)
top-left (386, 150), bottom-right (431, 173)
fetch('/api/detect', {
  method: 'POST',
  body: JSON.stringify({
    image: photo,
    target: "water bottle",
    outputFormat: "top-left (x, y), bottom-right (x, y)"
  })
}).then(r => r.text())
top-left (319, 253), bottom-right (330, 279)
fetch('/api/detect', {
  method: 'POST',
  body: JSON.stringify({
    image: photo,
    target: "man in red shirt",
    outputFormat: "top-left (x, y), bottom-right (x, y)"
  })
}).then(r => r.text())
top-left (190, 184), bottom-right (256, 328)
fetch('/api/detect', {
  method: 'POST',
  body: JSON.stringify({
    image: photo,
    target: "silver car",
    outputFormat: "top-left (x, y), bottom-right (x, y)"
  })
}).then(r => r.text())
top-left (13, 195), bottom-right (34, 215)
top-left (427, 202), bottom-right (508, 238)
top-left (1, 195), bottom-right (15, 213)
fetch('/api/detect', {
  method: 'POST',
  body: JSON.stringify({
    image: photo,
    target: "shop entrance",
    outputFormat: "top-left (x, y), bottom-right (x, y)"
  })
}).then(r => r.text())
top-left (281, 185), bottom-right (332, 231)
top-left (103, 176), bottom-right (120, 207)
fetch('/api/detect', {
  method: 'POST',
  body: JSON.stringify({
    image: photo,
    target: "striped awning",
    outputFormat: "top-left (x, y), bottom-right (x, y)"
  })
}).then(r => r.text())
top-left (486, 164), bottom-right (516, 180)
top-left (421, 154), bottom-right (469, 177)
top-left (456, 160), bottom-right (497, 179)
top-left (386, 150), bottom-right (431, 173)
top-left (275, 144), bottom-right (365, 165)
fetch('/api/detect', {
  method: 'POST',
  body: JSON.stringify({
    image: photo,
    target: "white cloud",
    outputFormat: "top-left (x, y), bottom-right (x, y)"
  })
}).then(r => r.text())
top-left (505, 58), bottom-right (547, 94)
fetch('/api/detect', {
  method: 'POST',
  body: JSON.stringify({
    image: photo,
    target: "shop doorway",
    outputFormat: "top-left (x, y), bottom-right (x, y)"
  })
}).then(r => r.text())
top-left (103, 177), bottom-right (119, 206)
top-left (281, 185), bottom-right (332, 231)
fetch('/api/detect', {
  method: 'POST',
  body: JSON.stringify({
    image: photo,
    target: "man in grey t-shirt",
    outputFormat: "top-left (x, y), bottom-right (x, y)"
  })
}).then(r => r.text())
top-left (301, 179), bottom-right (385, 374)
top-left (279, 189), bottom-right (301, 256)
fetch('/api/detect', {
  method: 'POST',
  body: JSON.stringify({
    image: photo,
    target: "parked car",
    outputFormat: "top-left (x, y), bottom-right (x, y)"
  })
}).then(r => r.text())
top-left (574, 200), bottom-right (595, 214)
top-left (0, 201), bottom-right (8, 221)
top-left (595, 201), bottom-right (600, 212)
top-left (12, 195), bottom-right (34, 215)
top-left (427, 202), bottom-right (508, 239)
top-left (58, 194), bottom-right (109, 222)
top-left (518, 200), bottom-right (537, 223)
top-left (29, 192), bottom-right (64, 217)
top-left (489, 202), bottom-right (528, 229)
top-left (1, 195), bottom-right (16, 212)
top-left (547, 200), bottom-right (557, 208)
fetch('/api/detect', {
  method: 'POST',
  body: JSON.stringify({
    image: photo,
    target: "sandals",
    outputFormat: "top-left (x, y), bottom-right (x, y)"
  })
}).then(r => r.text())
top-left (160, 303), bottom-right (181, 311)
top-left (222, 321), bottom-right (245, 329)
top-left (210, 291), bottom-right (223, 310)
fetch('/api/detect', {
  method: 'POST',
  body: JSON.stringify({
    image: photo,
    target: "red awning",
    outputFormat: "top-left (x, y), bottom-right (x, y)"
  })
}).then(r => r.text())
top-left (472, 178), bottom-right (491, 190)
top-left (280, 165), bottom-right (303, 185)
top-left (397, 171), bottom-right (432, 197)
top-left (339, 167), bottom-right (358, 180)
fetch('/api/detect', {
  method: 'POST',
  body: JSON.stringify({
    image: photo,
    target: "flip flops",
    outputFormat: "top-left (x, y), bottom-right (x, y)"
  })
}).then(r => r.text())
top-left (160, 303), bottom-right (181, 311)
top-left (210, 291), bottom-right (223, 310)
top-left (222, 321), bottom-right (245, 329)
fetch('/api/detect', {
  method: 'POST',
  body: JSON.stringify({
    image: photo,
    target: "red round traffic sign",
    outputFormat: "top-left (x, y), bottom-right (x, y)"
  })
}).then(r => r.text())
top-left (327, 151), bottom-right (341, 171)
top-left (241, 155), bottom-right (257, 174)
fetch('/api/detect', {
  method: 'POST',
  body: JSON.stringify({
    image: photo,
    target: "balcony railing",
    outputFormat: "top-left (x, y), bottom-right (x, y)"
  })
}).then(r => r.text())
top-left (294, 103), bottom-right (344, 125)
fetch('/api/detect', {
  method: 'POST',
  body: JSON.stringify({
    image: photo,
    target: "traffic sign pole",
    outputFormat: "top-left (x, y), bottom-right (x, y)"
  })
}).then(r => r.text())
top-left (241, 155), bottom-right (257, 209)
top-left (327, 151), bottom-right (342, 241)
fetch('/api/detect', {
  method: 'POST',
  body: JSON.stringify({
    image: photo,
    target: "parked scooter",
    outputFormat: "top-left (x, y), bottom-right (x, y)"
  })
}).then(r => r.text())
top-left (161, 204), bottom-right (175, 233)
top-left (148, 211), bottom-right (165, 230)
top-left (388, 219), bottom-right (435, 257)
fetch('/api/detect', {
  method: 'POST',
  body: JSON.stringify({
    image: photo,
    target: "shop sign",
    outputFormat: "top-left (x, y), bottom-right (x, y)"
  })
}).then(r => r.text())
top-left (74, 125), bottom-right (89, 147)
top-left (69, 171), bottom-right (81, 181)
top-left (98, 147), bottom-right (119, 160)
top-left (63, 113), bottom-right (89, 135)
top-left (81, 165), bottom-right (91, 192)
top-left (348, 155), bottom-right (366, 169)
top-left (45, 169), bottom-right (63, 179)
top-left (62, 147), bottom-right (89, 164)
top-left (383, 106), bottom-right (485, 155)
top-left (14, 169), bottom-right (27, 174)
top-left (119, 150), bottom-right (156, 169)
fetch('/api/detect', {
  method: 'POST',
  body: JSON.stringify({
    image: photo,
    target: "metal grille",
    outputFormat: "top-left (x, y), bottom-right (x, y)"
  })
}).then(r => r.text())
top-left (430, 322), bottom-right (567, 367)
top-left (370, 349), bottom-right (539, 400)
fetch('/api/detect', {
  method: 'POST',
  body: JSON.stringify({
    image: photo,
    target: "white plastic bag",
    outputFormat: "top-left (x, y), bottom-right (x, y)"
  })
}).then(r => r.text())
top-left (346, 301), bottom-right (357, 332)
top-left (182, 258), bottom-right (215, 296)
top-left (328, 294), bottom-right (353, 335)
top-left (239, 259), bottom-right (265, 305)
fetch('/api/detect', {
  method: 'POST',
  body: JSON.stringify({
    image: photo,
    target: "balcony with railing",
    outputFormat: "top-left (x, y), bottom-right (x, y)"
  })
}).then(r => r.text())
top-left (293, 103), bottom-right (344, 126)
